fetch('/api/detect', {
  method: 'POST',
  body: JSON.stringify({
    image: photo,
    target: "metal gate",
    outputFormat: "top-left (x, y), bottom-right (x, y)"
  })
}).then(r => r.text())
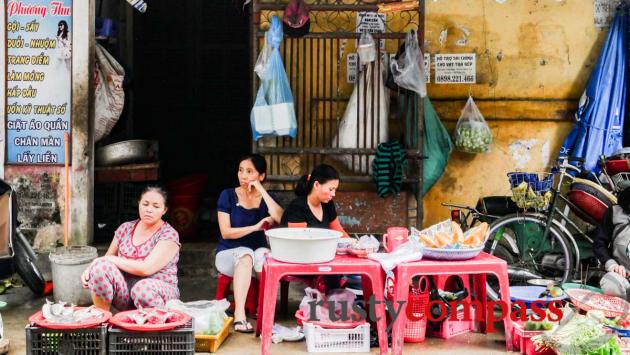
top-left (250, 0), bottom-right (426, 227)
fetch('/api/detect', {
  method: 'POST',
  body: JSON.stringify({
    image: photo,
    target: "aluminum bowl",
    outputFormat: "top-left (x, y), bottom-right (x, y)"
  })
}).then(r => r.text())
top-left (95, 140), bottom-right (158, 166)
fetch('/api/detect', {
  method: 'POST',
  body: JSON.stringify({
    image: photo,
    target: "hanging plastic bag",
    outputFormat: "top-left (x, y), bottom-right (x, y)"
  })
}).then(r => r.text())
top-left (298, 287), bottom-right (329, 322)
top-left (333, 32), bottom-right (389, 172)
top-left (357, 32), bottom-right (376, 65)
top-left (250, 16), bottom-right (297, 140)
top-left (453, 96), bottom-right (492, 153)
top-left (326, 289), bottom-right (356, 319)
top-left (94, 43), bottom-right (125, 143)
top-left (254, 31), bottom-right (271, 78)
top-left (390, 30), bottom-right (427, 97)
top-left (165, 299), bottom-right (229, 335)
top-left (423, 97), bottom-right (453, 193)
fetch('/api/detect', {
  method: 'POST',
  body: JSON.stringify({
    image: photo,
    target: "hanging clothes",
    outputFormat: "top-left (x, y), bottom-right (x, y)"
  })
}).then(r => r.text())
top-left (372, 141), bottom-right (407, 197)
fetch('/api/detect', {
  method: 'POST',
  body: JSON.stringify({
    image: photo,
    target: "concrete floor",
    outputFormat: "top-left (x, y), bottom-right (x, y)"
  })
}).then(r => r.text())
top-left (1, 276), bottom-right (512, 354)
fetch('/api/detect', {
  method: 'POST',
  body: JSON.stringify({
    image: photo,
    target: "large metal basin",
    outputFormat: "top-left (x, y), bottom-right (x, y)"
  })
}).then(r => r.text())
top-left (95, 140), bottom-right (158, 166)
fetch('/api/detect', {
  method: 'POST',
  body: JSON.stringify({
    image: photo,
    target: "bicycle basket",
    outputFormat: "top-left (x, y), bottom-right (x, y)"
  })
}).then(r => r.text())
top-left (507, 172), bottom-right (554, 210)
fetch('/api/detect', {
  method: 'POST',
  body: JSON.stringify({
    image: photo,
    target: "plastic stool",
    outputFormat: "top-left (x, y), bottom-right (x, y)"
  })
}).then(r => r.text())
top-left (428, 275), bottom-right (475, 339)
top-left (216, 274), bottom-right (259, 316)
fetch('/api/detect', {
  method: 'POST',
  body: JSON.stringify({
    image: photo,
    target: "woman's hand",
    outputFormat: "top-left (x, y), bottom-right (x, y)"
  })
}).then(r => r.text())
top-left (609, 264), bottom-right (627, 278)
top-left (81, 264), bottom-right (91, 289)
top-left (248, 179), bottom-right (264, 193)
top-left (256, 216), bottom-right (275, 231)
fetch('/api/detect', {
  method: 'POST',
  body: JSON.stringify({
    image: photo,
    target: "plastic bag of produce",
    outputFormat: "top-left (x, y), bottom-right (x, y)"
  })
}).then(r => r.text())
top-left (453, 96), bottom-right (492, 153)
top-left (165, 299), bottom-right (229, 335)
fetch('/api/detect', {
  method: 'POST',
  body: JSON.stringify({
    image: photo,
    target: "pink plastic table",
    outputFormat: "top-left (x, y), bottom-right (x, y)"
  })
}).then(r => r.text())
top-left (255, 255), bottom-right (389, 355)
top-left (390, 252), bottom-right (513, 355)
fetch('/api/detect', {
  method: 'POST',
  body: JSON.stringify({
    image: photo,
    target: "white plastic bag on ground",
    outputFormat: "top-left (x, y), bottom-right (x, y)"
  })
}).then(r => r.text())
top-left (333, 32), bottom-right (389, 173)
top-left (165, 299), bottom-right (230, 335)
top-left (94, 44), bottom-right (125, 143)
top-left (453, 96), bottom-right (492, 153)
top-left (390, 30), bottom-right (427, 97)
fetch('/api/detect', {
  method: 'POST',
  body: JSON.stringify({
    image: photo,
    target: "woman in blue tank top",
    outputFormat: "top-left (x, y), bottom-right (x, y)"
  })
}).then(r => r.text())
top-left (215, 154), bottom-right (283, 332)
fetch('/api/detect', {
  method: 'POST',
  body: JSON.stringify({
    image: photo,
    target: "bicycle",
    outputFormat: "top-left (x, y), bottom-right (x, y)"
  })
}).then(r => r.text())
top-left (445, 156), bottom-right (609, 300)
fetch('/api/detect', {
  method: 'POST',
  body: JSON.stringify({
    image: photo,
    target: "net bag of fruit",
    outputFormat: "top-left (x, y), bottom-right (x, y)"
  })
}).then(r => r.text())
top-left (453, 96), bottom-right (492, 153)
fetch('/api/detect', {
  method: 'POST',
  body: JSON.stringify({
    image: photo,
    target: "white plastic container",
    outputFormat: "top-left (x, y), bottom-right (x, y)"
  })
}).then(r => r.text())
top-left (265, 228), bottom-right (342, 264)
top-left (303, 322), bottom-right (370, 353)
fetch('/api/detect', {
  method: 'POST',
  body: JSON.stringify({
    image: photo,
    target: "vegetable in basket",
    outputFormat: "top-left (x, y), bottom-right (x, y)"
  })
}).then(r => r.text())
top-left (532, 315), bottom-right (622, 355)
top-left (511, 181), bottom-right (553, 209)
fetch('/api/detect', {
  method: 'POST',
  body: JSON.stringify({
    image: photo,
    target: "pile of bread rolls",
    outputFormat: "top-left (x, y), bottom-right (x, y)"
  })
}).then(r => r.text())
top-left (419, 221), bottom-right (488, 249)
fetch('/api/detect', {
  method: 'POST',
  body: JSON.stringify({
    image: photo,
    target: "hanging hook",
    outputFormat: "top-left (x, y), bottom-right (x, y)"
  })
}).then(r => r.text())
top-left (468, 85), bottom-right (473, 98)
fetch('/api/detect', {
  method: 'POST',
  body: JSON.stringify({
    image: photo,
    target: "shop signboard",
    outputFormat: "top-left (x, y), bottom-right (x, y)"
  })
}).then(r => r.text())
top-left (5, 0), bottom-right (72, 164)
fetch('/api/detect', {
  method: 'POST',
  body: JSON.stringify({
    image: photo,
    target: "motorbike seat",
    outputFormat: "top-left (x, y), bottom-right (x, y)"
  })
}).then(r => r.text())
top-left (476, 196), bottom-right (520, 217)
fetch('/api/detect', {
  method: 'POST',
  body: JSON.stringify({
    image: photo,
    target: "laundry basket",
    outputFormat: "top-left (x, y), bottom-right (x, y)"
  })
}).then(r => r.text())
top-left (403, 277), bottom-right (430, 343)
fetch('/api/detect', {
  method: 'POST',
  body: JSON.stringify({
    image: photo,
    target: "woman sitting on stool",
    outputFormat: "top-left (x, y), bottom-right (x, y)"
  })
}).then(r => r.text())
top-left (81, 186), bottom-right (181, 311)
top-left (215, 154), bottom-right (283, 333)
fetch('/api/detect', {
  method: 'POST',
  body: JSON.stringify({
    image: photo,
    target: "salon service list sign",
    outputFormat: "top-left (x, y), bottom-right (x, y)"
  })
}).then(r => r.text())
top-left (5, 0), bottom-right (72, 164)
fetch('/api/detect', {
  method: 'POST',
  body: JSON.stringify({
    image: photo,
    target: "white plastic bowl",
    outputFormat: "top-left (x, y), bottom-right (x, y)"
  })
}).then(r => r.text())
top-left (265, 228), bottom-right (342, 264)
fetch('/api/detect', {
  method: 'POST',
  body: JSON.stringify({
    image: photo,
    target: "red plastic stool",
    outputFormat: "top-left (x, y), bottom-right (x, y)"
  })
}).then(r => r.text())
top-left (428, 274), bottom-right (475, 339)
top-left (215, 274), bottom-right (259, 317)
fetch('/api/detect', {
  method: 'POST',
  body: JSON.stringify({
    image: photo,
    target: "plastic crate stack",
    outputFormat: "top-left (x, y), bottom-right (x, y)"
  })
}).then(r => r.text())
top-left (26, 324), bottom-right (108, 355)
top-left (108, 320), bottom-right (195, 354)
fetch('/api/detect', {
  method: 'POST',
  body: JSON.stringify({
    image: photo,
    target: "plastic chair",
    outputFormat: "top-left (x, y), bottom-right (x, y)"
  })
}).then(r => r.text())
top-left (215, 274), bottom-right (259, 317)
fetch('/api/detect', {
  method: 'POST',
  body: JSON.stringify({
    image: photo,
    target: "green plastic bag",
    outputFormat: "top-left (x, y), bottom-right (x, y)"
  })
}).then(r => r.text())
top-left (422, 97), bottom-right (453, 194)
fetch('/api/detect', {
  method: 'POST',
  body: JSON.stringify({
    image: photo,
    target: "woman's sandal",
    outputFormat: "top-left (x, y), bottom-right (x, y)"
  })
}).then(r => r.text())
top-left (233, 320), bottom-right (254, 333)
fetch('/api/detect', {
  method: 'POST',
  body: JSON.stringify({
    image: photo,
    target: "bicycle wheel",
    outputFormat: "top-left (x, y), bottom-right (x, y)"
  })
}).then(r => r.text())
top-left (483, 214), bottom-right (574, 301)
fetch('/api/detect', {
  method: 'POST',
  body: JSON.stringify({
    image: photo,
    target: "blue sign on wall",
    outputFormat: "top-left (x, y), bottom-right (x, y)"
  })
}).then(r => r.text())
top-left (6, 0), bottom-right (72, 164)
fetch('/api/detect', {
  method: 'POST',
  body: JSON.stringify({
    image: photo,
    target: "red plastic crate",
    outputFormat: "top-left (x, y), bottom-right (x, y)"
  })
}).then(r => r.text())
top-left (512, 322), bottom-right (556, 355)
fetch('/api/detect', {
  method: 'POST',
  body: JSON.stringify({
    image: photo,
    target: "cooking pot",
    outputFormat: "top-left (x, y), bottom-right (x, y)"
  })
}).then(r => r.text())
top-left (95, 140), bottom-right (158, 166)
top-left (265, 228), bottom-right (342, 264)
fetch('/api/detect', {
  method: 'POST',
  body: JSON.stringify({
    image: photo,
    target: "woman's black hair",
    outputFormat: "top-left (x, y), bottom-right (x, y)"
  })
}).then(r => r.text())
top-left (239, 154), bottom-right (267, 180)
top-left (57, 20), bottom-right (68, 39)
top-left (294, 164), bottom-right (340, 196)
top-left (139, 185), bottom-right (169, 208)
top-left (618, 186), bottom-right (630, 213)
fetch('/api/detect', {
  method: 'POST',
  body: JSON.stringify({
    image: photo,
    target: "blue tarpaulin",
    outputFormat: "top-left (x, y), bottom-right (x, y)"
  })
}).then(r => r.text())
top-left (560, 9), bottom-right (627, 173)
